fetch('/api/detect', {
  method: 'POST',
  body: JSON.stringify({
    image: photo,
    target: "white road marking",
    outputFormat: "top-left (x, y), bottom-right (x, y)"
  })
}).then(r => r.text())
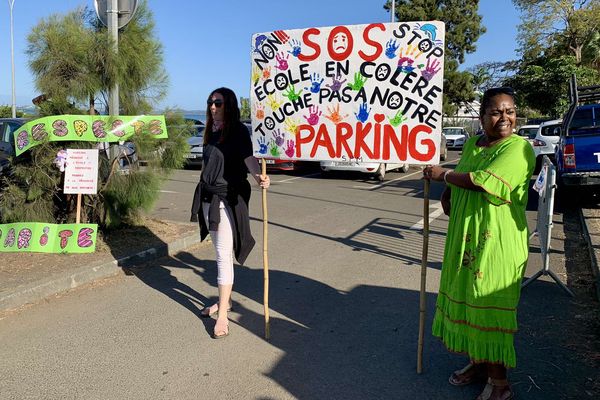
top-left (275, 172), bottom-right (321, 183)
top-left (159, 190), bottom-right (179, 193)
top-left (351, 158), bottom-right (459, 190)
top-left (410, 201), bottom-right (446, 230)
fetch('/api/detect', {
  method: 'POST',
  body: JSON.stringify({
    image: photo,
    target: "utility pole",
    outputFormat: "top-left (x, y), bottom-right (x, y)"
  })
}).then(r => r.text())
top-left (9, 0), bottom-right (16, 118)
top-left (391, 0), bottom-right (395, 23)
top-left (108, 0), bottom-right (119, 117)
top-left (108, 0), bottom-right (119, 161)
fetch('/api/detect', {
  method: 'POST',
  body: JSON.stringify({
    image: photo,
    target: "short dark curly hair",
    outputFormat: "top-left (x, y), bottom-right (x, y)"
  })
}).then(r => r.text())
top-left (479, 87), bottom-right (515, 117)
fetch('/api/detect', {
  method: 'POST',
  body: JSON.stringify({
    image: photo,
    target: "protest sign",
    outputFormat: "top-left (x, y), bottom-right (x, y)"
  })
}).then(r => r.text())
top-left (14, 115), bottom-right (167, 156)
top-left (64, 149), bottom-right (99, 195)
top-left (250, 21), bottom-right (445, 164)
top-left (0, 223), bottom-right (98, 253)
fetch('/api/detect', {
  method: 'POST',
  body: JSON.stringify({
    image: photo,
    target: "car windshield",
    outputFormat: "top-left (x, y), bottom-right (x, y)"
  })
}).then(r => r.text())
top-left (518, 128), bottom-right (537, 139)
top-left (540, 124), bottom-right (561, 137)
top-left (568, 106), bottom-right (600, 136)
top-left (192, 126), bottom-right (205, 137)
top-left (443, 128), bottom-right (464, 136)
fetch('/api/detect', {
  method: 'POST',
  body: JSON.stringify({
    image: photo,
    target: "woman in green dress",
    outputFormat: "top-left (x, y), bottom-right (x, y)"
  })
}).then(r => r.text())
top-left (423, 87), bottom-right (535, 400)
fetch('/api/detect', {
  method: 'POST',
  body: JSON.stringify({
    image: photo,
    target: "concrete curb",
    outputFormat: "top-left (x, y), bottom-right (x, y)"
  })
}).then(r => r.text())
top-left (579, 208), bottom-right (600, 302)
top-left (0, 231), bottom-right (201, 312)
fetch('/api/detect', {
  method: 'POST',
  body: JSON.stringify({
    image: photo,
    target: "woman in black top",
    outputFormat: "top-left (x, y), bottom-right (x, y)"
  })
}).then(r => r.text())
top-left (191, 87), bottom-right (270, 339)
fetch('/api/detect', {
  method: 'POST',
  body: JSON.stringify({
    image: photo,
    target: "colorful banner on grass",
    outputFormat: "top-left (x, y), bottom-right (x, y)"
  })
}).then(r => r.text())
top-left (14, 115), bottom-right (168, 156)
top-left (0, 223), bottom-right (98, 253)
top-left (250, 21), bottom-right (445, 164)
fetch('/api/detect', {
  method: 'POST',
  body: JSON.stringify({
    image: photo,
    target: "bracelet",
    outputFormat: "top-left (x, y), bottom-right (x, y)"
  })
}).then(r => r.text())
top-left (443, 170), bottom-right (451, 184)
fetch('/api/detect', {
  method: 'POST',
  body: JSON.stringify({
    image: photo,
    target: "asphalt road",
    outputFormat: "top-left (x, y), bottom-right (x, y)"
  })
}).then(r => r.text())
top-left (2, 151), bottom-right (596, 400)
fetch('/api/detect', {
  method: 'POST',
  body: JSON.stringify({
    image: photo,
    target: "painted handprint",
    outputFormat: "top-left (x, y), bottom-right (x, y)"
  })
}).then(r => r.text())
top-left (388, 110), bottom-right (407, 127)
top-left (303, 105), bottom-right (322, 126)
top-left (283, 84), bottom-right (303, 101)
top-left (385, 39), bottom-right (399, 59)
top-left (271, 129), bottom-right (285, 147)
top-left (269, 140), bottom-right (281, 157)
top-left (355, 102), bottom-right (371, 123)
top-left (397, 45), bottom-right (423, 74)
top-left (252, 65), bottom-right (261, 85)
top-left (275, 52), bottom-right (290, 71)
top-left (254, 102), bottom-right (265, 120)
top-left (306, 73), bottom-right (324, 94)
top-left (288, 39), bottom-right (302, 57)
top-left (326, 74), bottom-right (347, 92)
top-left (325, 103), bottom-right (349, 125)
top-left (267, 94), bottom-right (283, 111)
top-left (257, 137), bottom-right (268, 154)
top-left (284, 139), bottom-right (295, 158)
top-left (262, 66), bottom-right (272, 80)
top-left (284, 117), bottom-right (301, 136)
top-left (421, 57), bottom-right (441, 81)
top-left (347, 72), bottom-right (367, 91)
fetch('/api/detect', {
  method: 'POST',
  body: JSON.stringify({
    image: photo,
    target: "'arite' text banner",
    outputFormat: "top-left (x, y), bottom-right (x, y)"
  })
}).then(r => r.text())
top-left (250, 21), bottom-right (445, 164)
top-left (14, 115), bottom-right (168, 156)
top-left (0, 223), bottom-right (98, 253)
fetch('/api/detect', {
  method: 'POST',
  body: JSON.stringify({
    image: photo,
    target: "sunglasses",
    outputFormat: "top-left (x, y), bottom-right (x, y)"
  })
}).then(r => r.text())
top-left (207, 99), bottom-right (224, 108)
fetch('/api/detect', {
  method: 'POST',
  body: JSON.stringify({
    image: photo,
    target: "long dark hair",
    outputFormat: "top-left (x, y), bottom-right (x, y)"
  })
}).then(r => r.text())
top-left (204, 87), bottom-right (241, 145)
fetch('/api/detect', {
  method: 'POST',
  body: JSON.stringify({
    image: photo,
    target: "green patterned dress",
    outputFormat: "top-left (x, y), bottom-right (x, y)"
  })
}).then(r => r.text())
top-left (432, 134), bottom-right (535, 368)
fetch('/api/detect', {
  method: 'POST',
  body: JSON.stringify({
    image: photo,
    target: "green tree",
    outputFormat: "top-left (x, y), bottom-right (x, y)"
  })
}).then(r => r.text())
top-left (0, 1), bottom-right (188, 229)
top-left (513, 0), bottom-right (600, 63)
top-left (506, 55), bottom-right (600, 117)
top-left (0, 106), bottom-right (23, 118)
top-left (240, 97), bottom-right (251, 121)
top-left (385, 0), bottom-right (486, 115)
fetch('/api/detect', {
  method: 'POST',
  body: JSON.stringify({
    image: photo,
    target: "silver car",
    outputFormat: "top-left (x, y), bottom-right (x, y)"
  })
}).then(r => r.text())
top-left (183, 119), bottom-right (205, 168)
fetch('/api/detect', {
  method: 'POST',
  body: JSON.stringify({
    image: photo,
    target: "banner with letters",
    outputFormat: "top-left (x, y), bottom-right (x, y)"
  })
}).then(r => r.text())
top-left (250, 21), bottom-right (445, 164)
top-left (14, 115), bottom-right (168, 156)
top-left (0, 223), bottom-right (98, 253)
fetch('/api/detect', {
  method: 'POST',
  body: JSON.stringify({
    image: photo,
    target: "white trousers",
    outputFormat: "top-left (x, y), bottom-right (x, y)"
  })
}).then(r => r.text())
top-left (202, 201), bottom-right (234, 285)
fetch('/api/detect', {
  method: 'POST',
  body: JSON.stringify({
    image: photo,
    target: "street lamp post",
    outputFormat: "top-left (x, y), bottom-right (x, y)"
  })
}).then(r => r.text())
top-left (391, 0), bottom-right (395, 23)
top-left (9, 0), bottom-right (16, 118)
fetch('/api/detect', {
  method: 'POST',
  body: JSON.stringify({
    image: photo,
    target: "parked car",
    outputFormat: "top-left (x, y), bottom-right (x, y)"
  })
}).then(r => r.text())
top-left (183, 118), bottom-right (205, 168)
top-left (516, 124), bottom-right (539, 144)
top-left (443, 126), bottom-right (469, 149)
top-left (0, 118), bottom-right (28, 177)
top-left (555, 75), bottom-right (600, 198)
top-left (320, 160), bottom-right (408, 181)
top-left (532, 119), bottom-right (562, 171)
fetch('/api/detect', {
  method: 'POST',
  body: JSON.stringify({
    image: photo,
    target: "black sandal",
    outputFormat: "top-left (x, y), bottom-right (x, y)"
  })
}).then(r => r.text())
top-left (449, 363), bottom-right (487, 386)
top-left (475, 378), bottom-right (513, 400)
top-left (200, 303), bottom-right (232, 318)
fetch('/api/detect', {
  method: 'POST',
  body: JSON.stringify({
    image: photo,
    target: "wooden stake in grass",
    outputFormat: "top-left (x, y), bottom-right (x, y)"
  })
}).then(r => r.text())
top-left (417, 178), bottom-right (430, 374)
top-left (261, 158), bottom-right (270, 340)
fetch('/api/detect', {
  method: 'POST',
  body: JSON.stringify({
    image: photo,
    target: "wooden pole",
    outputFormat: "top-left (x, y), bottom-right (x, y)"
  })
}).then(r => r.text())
top-left (261, 158), bottom-right (270, 340)
top-left (75, 193), bottom-right (82, 224)
top-left (417, 178), bottom-right (430, 374)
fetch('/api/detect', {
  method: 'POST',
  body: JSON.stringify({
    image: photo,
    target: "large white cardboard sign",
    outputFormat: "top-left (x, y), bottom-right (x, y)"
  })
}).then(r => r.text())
top-left (250, 21), bottom-right (445, 164)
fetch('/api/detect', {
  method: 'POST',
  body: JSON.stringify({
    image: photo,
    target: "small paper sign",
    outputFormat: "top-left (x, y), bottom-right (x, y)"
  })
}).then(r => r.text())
top-left (64, 149), bottom-right (99, 194)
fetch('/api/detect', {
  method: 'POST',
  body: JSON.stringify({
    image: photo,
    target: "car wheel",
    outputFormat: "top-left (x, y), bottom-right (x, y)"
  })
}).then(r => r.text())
top-left (376, 163), bottom-right (386, 181)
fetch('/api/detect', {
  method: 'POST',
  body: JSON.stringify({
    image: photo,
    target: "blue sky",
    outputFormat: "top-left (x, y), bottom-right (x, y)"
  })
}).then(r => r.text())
top-left (0, 0), bottom-right (521, 111)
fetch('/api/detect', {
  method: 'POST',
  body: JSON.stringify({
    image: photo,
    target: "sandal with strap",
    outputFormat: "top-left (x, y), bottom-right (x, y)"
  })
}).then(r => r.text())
top-left (200, 302), bottom-right (233, 318)
top-left (475, 378), bottom-right (514, 400)
top-left (449, 363), bottom-right (487, 386)
top-left (212, 319), bottom-right (229, 339)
